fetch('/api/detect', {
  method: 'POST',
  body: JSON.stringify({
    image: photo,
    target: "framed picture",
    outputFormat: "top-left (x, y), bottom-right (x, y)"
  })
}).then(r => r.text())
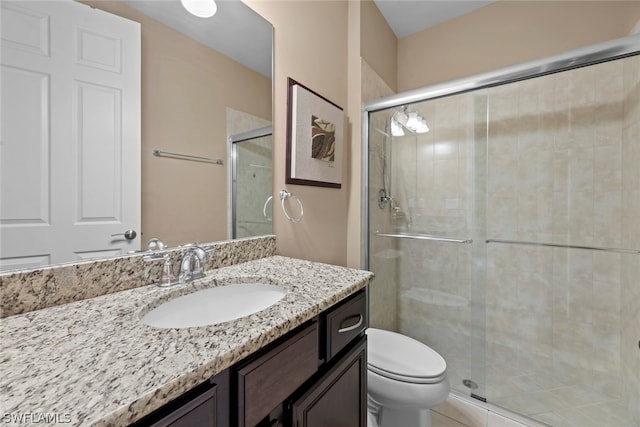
top-left (286, 78), bottom-right (344, 188)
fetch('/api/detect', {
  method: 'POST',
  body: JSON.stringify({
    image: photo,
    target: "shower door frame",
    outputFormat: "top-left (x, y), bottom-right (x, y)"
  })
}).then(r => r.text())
top-left (230, 125), bottom-right (273, 239)
top-left (361, 32), bottom-right (640, 270)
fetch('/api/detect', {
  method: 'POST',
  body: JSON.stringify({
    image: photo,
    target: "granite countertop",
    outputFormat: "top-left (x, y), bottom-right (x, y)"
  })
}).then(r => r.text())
top-left (0, 256), bottom-right (373, 426)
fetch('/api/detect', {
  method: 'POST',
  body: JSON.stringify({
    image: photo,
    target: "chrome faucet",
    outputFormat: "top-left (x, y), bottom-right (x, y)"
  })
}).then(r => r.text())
top-left (178, 244), bottom-right (209, 283)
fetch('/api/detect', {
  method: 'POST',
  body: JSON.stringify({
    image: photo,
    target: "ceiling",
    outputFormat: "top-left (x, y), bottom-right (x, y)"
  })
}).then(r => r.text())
top-left (373, 0), bottom-right (495, 38)
top-left (123, 0), bottom-right (272, 77)
top-left (121, 0), bottom-right (495, 79)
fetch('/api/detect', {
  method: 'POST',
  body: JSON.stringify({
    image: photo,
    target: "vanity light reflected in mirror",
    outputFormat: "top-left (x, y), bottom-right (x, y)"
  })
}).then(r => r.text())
top-left (180, 0), bottom-right (217, 18)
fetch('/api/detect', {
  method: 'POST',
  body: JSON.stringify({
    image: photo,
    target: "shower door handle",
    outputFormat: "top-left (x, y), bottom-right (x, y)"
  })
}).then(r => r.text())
top-left (338, 314), bottom-right (363, 333)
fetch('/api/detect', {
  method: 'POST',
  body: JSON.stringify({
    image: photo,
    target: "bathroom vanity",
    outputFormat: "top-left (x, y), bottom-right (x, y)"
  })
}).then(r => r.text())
top-left (0, 248), bottom-right (373, 427)
top-left (134, 289), bottom-right (367, 427)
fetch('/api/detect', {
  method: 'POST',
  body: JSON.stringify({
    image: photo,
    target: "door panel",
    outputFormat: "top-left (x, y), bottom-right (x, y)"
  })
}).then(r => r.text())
top-left (1, 65), bottom-right (50, 225)
top-left (0, 0), bottom-right (141, 271)
top-left (76, 81), bottom-right (122, 221)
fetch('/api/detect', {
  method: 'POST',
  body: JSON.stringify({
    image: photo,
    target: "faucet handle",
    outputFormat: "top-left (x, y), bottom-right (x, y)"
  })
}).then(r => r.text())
top-left (147, 238), bottom-right (166, 251)
top-left (144, 252), bottom-right (178, 287)
top-left (191, 247), bottom-right (208, 279)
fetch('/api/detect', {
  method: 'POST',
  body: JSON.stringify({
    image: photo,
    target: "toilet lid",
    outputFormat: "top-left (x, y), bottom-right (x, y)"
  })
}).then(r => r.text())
top-left (367, 328), bottom-right (447, 384)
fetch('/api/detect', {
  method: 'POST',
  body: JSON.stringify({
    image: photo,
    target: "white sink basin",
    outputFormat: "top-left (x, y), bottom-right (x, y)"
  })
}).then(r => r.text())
top-left (141, 283), bottom-right (287, 328)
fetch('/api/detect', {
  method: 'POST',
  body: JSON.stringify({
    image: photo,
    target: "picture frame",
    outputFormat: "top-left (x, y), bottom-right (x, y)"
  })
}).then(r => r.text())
top-left (286, 78), bottom-right (344, 188)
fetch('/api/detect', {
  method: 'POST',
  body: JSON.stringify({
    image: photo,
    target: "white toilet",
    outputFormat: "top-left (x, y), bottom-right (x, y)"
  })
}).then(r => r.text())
top-left (366, 328), bottom-right (450, 427)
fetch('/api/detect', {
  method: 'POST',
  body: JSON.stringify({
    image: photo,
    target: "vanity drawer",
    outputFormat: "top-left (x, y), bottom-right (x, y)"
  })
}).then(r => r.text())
top-left (326, 290), bottom-right (367, 360)
top-left (237, 321), bottom-right (319, 427)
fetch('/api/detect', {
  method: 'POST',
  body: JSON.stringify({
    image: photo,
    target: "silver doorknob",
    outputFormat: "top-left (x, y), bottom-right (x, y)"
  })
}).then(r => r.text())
top-left (111, 229), bottom-right (137, 240)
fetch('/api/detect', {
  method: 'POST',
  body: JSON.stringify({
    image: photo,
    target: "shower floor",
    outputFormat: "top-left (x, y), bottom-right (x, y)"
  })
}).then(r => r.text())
top-left (485, 368), bottom-right (633, 427)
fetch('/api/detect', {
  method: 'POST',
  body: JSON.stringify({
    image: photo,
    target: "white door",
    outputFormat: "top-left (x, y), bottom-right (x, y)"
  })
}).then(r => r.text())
top-left (0, 0), bottom-right (141, 271)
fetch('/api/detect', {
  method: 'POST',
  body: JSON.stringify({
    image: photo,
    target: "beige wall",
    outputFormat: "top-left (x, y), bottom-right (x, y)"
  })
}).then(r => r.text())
top-left (244, 1), bottom-right (350, 266)
top-left (360, 0), bottom-right (398, 92)
top-left (83, 1), bottom-right (271, 247)
top-left (398, 1), bottom-right (640, 91)
top-left (347, 0), bottom-right (364, 268)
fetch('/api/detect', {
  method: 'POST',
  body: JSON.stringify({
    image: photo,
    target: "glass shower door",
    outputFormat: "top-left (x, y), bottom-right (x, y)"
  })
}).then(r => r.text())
top-left (480, 54), bottom-right (639, 427)
top-left (367, 89), bottom-right (489, 401)
top-left (231, 127), bottom-right (273, 239)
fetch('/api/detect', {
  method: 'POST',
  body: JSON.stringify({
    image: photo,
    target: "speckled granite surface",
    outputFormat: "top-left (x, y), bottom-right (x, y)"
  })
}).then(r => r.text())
top-left (0, 236), bottom-right (276, 318)
top-left (0, 255), bottom-right (373, 426)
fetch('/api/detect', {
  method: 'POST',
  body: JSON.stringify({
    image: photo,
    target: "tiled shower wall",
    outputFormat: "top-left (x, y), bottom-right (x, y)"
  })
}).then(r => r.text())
top-left (374, 55), bottom-right (639, 423)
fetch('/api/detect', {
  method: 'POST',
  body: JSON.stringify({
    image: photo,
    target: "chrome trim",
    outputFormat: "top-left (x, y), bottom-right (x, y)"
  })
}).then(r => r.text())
top-left (361, 106), bottom-right (370, 269)
top-left (152, 149), bottom-right (223, 165)
top-left (375, 232), bottom-right (472, 244)
top-left (229, 125), bottom-right (273, 143)
top-left (231, 139), bottom-right (238, 238)
top-left (486, 239), bottom-right (640, 255)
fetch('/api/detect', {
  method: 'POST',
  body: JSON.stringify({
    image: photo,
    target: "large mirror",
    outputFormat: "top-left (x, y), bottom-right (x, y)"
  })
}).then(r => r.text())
top-left (0, 0), bottom-right (273, 272)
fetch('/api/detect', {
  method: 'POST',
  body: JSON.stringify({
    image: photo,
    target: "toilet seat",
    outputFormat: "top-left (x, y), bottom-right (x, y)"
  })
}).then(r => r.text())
top-left (367, 328), bottom-right (447, 384)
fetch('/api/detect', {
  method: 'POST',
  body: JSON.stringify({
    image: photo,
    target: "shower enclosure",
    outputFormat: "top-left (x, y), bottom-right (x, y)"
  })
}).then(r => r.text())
top-left (231, 126), bottom-right (273, 238)
top-left (364, 35), bottom-right (640, 427)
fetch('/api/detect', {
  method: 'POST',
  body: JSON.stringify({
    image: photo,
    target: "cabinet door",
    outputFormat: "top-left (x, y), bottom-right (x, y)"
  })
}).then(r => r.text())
top-left (291, 336), bottom-right (366, 427)
top-left (148, 385), bottom-right (217, 427)
top-left (238, 322), bottom-right (319, 427)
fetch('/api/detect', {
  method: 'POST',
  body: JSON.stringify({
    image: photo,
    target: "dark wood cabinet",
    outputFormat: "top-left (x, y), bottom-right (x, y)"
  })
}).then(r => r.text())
top-left (290, 336), bottom-right (367, 427)
top-left (131, 381), bottom-right (218, 427)
top-left (324, 291), bottom-right (367, 360)
top-left (236, 290), bottom-right (368, 427)
top-left (149, 386), bottom-right (217, 427)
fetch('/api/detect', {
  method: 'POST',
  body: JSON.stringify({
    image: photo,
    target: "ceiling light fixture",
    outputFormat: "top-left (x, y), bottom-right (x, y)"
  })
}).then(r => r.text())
top-left (391, 119), bottom-right (405, 137)
top-left (391, 109), bottom-right (429, 136)
top-left (180, 0), bottom-right (217, 18)
top-left (415, 118), bottom-right (429, 134)
top-left (406, 112), bottom-right (420, 130)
